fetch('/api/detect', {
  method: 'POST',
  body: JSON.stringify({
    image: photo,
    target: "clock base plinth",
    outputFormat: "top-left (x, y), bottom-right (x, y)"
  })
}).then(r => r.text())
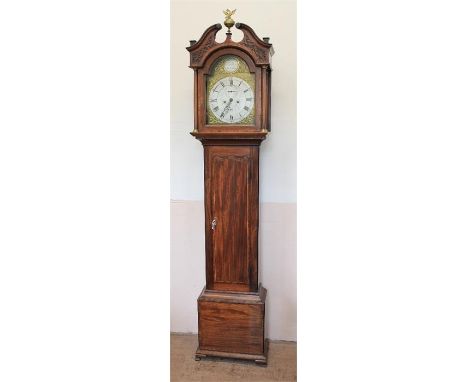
top-left (195, 339), bottom-right (268, 366)
top-left (196, 285), bottom-right (268, 365)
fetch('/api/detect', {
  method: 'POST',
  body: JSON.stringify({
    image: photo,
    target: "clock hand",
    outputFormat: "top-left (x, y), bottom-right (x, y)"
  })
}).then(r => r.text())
top-left (221, 98), bottom-right (233, 115)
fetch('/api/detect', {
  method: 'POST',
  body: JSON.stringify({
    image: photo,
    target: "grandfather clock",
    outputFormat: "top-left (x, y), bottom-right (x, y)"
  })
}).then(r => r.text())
top-left (187, 10), bottom-right (274, 365)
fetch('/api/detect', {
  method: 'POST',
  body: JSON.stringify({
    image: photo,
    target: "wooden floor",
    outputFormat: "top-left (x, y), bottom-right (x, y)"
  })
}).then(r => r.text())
top-left (171, 333), bottom-right (297, 382)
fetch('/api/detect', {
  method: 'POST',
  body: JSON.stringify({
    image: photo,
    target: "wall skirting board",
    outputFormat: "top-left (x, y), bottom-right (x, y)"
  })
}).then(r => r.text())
top-left (170, 199), bottom-right (297, 341)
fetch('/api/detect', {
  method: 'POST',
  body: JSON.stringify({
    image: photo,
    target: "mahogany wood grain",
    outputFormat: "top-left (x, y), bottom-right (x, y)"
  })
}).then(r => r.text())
top-left (197, 286), bottom-right (267, 358)
top-left (204, 145), bottom-right (259, 292)
top-left (199, 301), bottom-right (264, 354)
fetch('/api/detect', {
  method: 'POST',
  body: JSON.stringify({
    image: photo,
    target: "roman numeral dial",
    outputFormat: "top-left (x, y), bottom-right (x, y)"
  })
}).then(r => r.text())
top-left (208, 76), bottom-right (254, 124)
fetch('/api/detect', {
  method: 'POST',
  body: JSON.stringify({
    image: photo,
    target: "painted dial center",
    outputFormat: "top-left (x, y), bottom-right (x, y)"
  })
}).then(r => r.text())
top-left (208, 77), bottom-right (254, 123)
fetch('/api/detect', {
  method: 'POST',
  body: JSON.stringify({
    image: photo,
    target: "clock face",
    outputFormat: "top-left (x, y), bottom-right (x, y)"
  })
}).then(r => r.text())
top-left (208, 77), bottom-right (254, 124)
top-left (206, 55), bottom-right (255, 125)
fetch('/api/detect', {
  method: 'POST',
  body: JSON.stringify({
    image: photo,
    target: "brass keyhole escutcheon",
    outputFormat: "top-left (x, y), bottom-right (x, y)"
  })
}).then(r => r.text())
top-left (211, 218), bottom-right (217, 230)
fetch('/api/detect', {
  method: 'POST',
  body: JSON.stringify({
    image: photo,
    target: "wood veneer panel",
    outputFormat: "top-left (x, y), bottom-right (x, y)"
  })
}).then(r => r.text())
top-left (198, 300), bottom-right (264, 355)
top-left (204, 145), bottom-right (259, 292)
top-left (211, 152), bottom-right (249, 284)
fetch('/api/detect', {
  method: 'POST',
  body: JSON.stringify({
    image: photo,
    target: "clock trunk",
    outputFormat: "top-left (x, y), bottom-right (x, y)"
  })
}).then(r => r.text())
top-left (204, 145), bottom-right (259, 292)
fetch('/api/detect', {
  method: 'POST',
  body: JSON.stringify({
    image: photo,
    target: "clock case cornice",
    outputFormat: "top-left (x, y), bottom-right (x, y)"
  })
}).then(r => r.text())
top-left (187, 23), bottom-right (274, 68)
top-left (187, 23), bottom-right (274, 140)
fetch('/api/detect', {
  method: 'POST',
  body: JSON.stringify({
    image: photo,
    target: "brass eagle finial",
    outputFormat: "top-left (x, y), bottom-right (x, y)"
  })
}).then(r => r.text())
top-left (223, 9), bottom-right (236, 33)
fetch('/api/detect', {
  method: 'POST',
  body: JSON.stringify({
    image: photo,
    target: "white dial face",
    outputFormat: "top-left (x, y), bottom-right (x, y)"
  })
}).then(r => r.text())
top-left (208, 76), bottom-right (254, 124)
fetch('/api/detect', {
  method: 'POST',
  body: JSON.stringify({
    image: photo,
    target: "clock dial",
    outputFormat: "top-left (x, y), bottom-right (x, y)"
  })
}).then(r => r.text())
top-left (208, 77), bottom-right (254, 124)
top-left (224, 58), bottom-right (239, 73)
top-left (206, 55), bottom-right (255, 125)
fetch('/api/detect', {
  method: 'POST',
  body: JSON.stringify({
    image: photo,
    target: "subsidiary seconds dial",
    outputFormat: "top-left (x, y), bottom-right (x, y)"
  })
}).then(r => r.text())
top-left (208, 76), bottom-right (254, 124)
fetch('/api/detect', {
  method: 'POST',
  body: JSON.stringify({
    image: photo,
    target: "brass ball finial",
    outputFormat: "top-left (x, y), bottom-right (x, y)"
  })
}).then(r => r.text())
top-left (223, 9), bottom-right (236, 32)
